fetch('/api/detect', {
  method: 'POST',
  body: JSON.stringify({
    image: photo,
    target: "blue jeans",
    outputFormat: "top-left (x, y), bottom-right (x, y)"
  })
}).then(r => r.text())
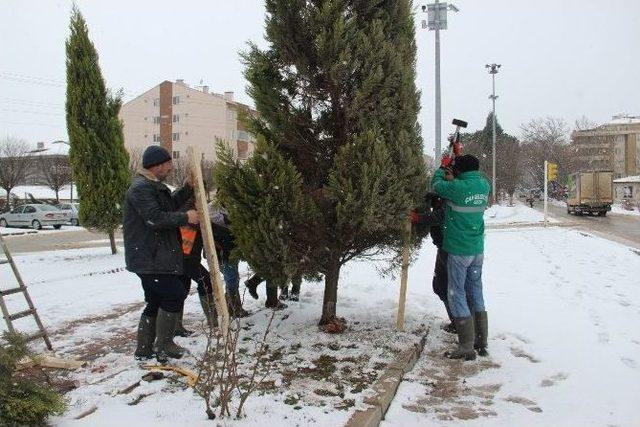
top-left (221, 261), bottom-right (239, 293)
top-left (447, 254), bottom-right (485, 318)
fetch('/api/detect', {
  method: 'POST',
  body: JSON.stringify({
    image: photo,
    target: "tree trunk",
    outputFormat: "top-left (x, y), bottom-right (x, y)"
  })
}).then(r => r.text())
top-left (319, 258), bottom-right (341, 326)
top-left (55, 189), bottom-right (59, 203)
top-left (108, 230), bottom-right (117, 254)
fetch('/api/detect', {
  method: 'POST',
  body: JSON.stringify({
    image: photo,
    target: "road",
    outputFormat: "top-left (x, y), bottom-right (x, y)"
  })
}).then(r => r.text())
top-left (536, 201), bottom-right (640, 249)
top-left (2, 229), bottom-right (123, 254)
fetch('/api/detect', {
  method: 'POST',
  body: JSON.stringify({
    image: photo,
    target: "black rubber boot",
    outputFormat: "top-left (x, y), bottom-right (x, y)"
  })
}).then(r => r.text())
top-left (228, 289), bottom-right (251, 318)
top-left (445, 316), bottom-right (476, 361)
top-left (155, 309), bottom-right (185, 364)
top-left (199, 293), bottom-right (218, 329)
top-left (289, 274), bottom-right (301, 301)
top-left (244, 275), bottom-right (263, 300)
top-left (134, 314), bottom-right (156, 360)
top-left (174, 311), bottom-right (194, 337)
top-left (474, 311), bottom-right (488, 356)
top-left (265, 284), bottom-right (287, 310)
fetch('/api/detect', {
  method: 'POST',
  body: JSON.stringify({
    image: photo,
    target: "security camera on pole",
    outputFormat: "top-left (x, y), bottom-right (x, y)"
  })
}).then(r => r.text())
top-left (420, 0), bottom-right (459, 163)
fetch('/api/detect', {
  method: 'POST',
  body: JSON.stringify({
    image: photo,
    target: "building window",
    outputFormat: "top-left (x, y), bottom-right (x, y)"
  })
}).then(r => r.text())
top-left (153, 116), bottom-right (161, 124)
top-left (153, 98), bottom-right (160, 106)
top-left (172, 132), bottom-right (180, 142)
top-left (172, 151), bottom-right (180, 159)
top-left (172, 114), bottom-right (179, 123)
top-left (153, 134), bottom-right (161, 143)
top-left (172, 96), bottom-right (180, 105)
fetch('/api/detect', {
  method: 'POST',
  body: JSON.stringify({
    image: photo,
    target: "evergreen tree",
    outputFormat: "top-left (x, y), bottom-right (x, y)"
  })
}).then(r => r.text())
top-left (462, 113), bottom-right (522, 198)
top-left (65, 7), bottom-right (129, 254)
top-left (217, 0), bottom-right (426, 326)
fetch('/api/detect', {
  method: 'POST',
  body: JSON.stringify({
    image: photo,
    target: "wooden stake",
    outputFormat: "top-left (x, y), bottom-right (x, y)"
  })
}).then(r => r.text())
top-left (396, 219), bottom-right (412, 332)
top-left (187, 147), bottom-right (230, 335)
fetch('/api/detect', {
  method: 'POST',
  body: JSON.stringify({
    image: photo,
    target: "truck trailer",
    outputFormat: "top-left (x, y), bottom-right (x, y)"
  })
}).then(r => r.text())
top-left (566, 171), bottom-right (613, 216)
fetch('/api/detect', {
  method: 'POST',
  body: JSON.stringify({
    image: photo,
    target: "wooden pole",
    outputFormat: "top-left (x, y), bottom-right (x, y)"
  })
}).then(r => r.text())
top-left (396, 219), bottom-right (412, 332)
top-left (187, 147), bottom-right (229, 334)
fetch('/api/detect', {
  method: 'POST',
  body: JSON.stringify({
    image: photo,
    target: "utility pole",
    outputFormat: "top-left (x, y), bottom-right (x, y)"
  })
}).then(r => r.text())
top-left (485, 63), bottom-right (500, 204)
top-left (420, 1), bottom-right (459, 163)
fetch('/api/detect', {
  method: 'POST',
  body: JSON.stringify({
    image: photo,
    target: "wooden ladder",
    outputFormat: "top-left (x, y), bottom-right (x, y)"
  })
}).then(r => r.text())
top-left (0, 233), bottom-right (53, 350)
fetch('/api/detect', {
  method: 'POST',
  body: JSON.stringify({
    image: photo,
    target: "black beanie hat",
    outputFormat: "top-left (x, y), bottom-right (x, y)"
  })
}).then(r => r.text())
top-left (453, 154), bottom-right (480, 173)
top-left (142, 145), bottom-right (172, 168)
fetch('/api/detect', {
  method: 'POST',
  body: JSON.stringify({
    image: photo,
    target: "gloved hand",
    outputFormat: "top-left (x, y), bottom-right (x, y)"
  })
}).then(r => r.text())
top-left (440, 154), bottom-right (453, 168)
top-left (410, 210), bottom-right (422, 224)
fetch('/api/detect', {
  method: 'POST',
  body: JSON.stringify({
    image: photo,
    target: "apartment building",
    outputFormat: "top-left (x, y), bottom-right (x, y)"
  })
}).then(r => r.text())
top-left (119, 79), bottom-right (256, 163)
top-left (571, 114), bottom-right (640, 179)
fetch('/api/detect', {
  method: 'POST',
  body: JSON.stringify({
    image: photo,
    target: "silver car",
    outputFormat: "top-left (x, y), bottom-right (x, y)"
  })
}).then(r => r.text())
top-left (58, 202), bottom-right (80, 226)
top-left (0, 204), bottom-right (69, 230)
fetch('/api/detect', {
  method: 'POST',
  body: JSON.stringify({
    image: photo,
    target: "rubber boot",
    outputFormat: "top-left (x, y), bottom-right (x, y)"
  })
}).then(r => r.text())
top-left (134, 314), bottom-right (156, 360)
top-left (228, 289), bottom-right (251, 318)
top-left (244, 275), bottom-right (263, 300)
top-left (174, 311), bottom-right (194, 337)
top-left (265, 284), bottom-right (287, 310)
top-left (199, 293), bottom-right (218, 329)
top-left (445, 316), bottom-right (476, 361)
top-left (289, 275), bottom-right (301, 301)
top-left (474, 311), bottom-right (489, 356)
top-left (442, 301), bottom-right (457, 334)
top-left (155, 309), bottom-right (185, 364)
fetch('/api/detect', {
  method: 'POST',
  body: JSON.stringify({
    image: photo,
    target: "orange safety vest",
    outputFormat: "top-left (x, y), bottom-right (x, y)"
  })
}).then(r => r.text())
top-left (180, 226), bottom-right (198, 255)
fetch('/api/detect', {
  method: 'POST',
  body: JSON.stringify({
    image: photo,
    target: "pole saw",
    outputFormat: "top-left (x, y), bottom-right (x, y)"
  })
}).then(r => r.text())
top-left (441, 118), bottom-right (467, 166)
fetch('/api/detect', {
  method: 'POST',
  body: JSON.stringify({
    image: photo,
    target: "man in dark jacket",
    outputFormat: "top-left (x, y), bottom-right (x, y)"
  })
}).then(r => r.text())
top-left (411, 193), bottom-right (456, 333)
top-left (124, 145), bottom-right (199, 363)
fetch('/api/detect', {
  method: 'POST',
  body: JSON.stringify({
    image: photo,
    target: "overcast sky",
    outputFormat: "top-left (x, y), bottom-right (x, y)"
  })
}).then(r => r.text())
top-left (2, 0), bottom-right (639, 158)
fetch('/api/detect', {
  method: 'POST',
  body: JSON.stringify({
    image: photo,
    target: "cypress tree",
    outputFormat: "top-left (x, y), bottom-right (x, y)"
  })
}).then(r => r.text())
top-left (217, 0), bottom-right (426, 326)
top-left (65, 7), bottom-right (129, 254)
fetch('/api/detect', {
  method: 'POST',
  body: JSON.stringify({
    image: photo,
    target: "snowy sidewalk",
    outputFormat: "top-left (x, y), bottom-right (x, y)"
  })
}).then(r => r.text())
top-left (383, 227), bottom-right (640, 427)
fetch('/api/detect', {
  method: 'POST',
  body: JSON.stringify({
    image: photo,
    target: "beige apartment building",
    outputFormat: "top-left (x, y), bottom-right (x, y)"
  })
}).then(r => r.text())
top-left (119, 79), bottom-right (256, 163)
top-left (571, 114), bottom-right (640, 179)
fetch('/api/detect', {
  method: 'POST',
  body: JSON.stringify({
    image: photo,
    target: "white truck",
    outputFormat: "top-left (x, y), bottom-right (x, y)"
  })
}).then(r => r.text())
top-left (566, 171), bottom-right (613, 216)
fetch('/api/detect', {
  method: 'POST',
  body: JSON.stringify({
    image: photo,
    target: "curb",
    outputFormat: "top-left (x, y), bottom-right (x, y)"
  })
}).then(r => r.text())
top-left (345, 330), bottom-right (429, 427)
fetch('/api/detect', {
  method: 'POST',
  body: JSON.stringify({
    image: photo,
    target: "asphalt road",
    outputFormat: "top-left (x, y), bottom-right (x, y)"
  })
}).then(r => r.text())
top-left (536, 201), bottom-right (640, 249)
top-left (2, 229), bottom-right (123, 254)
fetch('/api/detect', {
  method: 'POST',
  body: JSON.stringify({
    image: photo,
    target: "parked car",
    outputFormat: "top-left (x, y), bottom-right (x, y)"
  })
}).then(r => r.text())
top-left (0, 204), bottom-right (69, 230)
top-left (58, 202), bottom-right (80, 226)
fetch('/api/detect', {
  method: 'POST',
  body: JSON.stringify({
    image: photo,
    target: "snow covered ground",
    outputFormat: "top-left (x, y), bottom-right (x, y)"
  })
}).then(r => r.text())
top-left (611, 203), bottom-right (640, 216)
top-left (1, 225), bottom-right (84, 236)
top-left (1, 203), bottom-right (638, 426)
top-left (484, 203), bottom-right (557, 225)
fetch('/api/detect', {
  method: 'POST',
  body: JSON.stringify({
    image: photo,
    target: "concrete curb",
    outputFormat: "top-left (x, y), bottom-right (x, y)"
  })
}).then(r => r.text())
top-left (345, 330), bottom-right (430, 427)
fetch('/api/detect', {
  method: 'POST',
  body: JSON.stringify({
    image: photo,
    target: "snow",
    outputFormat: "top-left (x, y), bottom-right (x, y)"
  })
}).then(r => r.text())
top-left (611, 204), bottom-right (640, 216)
top-left (613, 175), bottom-right (640, 183)
top-left (1, 225), bottom-right (85, 236)
top-left (1, 204), bottom-right (638, 426)
top-left (484, 203), bottom-right (557, 225)
top-left (0, 184), bottom-right (78, 200)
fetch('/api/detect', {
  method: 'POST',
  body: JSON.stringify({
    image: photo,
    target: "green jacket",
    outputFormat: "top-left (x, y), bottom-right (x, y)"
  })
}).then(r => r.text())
top-left (431, 169), bottom-right (490, 256)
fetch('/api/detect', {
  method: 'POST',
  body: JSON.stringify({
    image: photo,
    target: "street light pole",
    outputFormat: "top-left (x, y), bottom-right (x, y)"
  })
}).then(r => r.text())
top-left (421, 1), bottom-right (459, 163)
top-left (485, 63), bottom-right (501, 205)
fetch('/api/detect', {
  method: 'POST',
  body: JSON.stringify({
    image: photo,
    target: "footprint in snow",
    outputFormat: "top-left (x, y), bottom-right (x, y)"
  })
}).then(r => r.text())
top-left (503, 395), bottom-right (543, 413)
top-left (510, 347), bottom-right (540, 363)
top-left (598, 332), bottom-right (610, 344)
top-left (620, 357), bottom-right (637, 370)
top-left (540, 372), bottom-right (569, 387)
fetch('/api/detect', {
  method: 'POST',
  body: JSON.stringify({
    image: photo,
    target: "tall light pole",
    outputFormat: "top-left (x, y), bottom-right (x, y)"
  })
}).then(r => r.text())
top-left (485, 63), bottom-right (500, 204)
top-left (420, 1), bottom-right (459, 162)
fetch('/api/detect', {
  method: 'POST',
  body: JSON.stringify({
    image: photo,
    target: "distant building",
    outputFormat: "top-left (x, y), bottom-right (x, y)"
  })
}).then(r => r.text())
top-left (119, 80), bottom-right (257, 163)
top-left (26, 140), bottom-right (70, 185)
top-left (571, 114), bottom-right (640, 179)
top-left (613, 175), bottom-right (640, 204)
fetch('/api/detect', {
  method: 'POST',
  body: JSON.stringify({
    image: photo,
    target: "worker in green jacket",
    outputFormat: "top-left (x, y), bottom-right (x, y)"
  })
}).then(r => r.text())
top-left (432, 154), bottom-right (490, 361)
